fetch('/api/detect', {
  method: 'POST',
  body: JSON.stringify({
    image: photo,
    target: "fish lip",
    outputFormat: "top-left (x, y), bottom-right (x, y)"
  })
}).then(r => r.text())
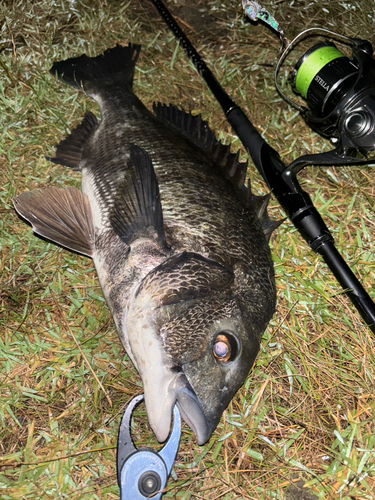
top-left (172, 372), bottom-right (212, 445)
top-left (142, 370), bottom-right (212, 445)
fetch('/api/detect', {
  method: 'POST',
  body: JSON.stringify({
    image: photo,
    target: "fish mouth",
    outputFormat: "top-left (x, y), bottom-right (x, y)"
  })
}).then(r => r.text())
top-left (143, 371), bottom-right (212, 445)
top-left (173, 373), bottom-right (213, 445)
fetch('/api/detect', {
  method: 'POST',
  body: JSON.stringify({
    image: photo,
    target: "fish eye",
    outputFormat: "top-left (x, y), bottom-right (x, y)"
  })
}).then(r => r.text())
top-left (212, 332), bottom-right (238, 363)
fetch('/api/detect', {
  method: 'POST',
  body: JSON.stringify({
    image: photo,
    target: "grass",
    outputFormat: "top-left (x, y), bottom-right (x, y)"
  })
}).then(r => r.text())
top-left (1, 0), bottom-right (374, 498)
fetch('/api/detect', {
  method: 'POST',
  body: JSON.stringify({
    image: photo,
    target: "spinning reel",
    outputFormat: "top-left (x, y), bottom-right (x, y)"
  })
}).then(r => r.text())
top-left (275, 28), bottom-right (375, 173)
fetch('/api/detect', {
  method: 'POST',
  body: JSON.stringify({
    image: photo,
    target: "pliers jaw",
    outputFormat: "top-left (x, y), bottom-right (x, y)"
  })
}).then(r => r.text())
top-left (117, 394), bottom-right (181, 499)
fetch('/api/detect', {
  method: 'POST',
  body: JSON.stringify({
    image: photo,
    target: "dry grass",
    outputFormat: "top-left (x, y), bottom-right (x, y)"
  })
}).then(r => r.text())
top-left (1, 0), bottom-right (374, 498)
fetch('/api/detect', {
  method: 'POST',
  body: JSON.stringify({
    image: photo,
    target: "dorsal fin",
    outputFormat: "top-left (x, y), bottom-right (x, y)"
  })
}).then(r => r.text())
top-left (13, 186), bottom-right (94, 257)
top-left (153, 102), bottom-right (218, 152)
top-left (110, 145), bottom-right (167, 248)
top-left (243, 189), bottom-right (284, 241)
top-left (153, 103), bottom-right (282, 238)
top-left (153, 103), bottom-right (250, 190)
top-left (46, 111), bottom-right (98, 170)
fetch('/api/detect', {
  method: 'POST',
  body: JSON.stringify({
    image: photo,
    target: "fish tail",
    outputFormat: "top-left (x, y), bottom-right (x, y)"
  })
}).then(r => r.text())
top-left (50, 43), bottom-right (141, 96)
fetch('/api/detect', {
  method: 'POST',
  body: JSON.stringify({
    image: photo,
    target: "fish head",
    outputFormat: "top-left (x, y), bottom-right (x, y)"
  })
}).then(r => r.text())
top-left (125, 251), bottom-right (274, 445)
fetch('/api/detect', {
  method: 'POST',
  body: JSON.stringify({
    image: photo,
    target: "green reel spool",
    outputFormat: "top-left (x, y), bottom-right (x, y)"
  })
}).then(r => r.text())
top-left (290, 42), bottom-right (359, 116)
top-left (294, 44), bottom-right (345, 98)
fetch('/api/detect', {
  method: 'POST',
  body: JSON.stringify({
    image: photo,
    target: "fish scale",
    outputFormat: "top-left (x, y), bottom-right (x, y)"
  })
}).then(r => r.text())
top-left (91, 99), bottom-right (267, 277)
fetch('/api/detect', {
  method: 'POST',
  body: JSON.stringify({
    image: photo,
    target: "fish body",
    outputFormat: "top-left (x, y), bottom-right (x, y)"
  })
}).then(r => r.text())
top-left (14, 44), bottom-right (276, 444)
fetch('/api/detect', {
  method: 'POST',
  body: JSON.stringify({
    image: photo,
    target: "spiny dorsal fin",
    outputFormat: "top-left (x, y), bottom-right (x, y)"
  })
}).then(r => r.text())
top-left (13, 186), bottom-right (94, 257)
top-left (153, 102), bottom-right (217, 151)
top-left (153, 103), bottom-right (282, 239)
top-left (153, 103), bottom-right (249, 190)
top-left (243, 189), bottom-right (284, 241)
top-left (46, 111), bottom-right (98, 170)
top-left (110, 145), bottom-right (167, 248)
top-left (262, 217), bottom-right (285, 241)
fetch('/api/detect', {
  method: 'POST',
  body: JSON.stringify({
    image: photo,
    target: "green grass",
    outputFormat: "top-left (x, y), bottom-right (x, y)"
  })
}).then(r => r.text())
top-left (1, 0), bottom-right (374, 498)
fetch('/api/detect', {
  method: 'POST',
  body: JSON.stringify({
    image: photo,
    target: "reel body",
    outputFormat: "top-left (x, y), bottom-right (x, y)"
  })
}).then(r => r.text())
top-left (276, 30), bottom-right (375, 170)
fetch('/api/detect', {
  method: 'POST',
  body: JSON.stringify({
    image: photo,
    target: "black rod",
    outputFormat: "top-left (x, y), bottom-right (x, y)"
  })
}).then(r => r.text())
top-left (150, 0), bottom-right (375, 334)
top-left (317, 242), bottom-right (375, 328)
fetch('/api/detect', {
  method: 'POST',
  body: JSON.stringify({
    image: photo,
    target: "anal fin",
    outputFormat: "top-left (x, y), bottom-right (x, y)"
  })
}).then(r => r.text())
top-left (13, 186), bottom-right (94, 257)
top-left (46, 111), bottom-right (98, 170)
top-left (110, 145), bottom-right (167, 248)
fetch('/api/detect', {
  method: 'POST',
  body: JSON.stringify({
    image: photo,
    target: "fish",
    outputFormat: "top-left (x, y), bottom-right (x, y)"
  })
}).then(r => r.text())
top-left (13, 43), bottom-right (277, 445)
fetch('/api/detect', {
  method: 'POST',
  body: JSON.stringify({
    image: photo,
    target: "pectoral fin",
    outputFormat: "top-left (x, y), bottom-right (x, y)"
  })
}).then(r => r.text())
top-left (110, 144), bottom-right (167, 248)
top-left (13, 186), bottom-right (94, 257)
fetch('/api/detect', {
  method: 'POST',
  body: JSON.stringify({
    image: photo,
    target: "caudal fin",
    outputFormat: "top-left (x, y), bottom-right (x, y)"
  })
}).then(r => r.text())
top-left (50, 43), bottom-right (141, 96)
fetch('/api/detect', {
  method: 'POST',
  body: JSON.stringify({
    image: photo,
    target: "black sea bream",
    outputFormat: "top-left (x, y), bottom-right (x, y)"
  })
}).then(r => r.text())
top-left (14, 44), bottom-right (277, 444)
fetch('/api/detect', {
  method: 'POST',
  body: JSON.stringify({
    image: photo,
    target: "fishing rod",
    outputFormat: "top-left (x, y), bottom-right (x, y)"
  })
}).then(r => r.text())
top-left (150, 0), bottom-right (375, 334)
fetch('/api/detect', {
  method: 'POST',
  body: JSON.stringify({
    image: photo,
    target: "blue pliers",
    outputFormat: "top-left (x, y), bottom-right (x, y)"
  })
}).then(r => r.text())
top-left (116, 394), bottom-right (181, 499)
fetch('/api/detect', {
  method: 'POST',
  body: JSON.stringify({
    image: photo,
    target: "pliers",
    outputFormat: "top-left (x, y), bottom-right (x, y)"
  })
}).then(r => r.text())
top-left (116, 394), bottom-right (181, 499)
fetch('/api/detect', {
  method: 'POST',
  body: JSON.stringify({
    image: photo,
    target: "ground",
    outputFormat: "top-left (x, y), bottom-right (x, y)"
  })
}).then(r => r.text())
top-left (0, 0), bottom-right (374, 499)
